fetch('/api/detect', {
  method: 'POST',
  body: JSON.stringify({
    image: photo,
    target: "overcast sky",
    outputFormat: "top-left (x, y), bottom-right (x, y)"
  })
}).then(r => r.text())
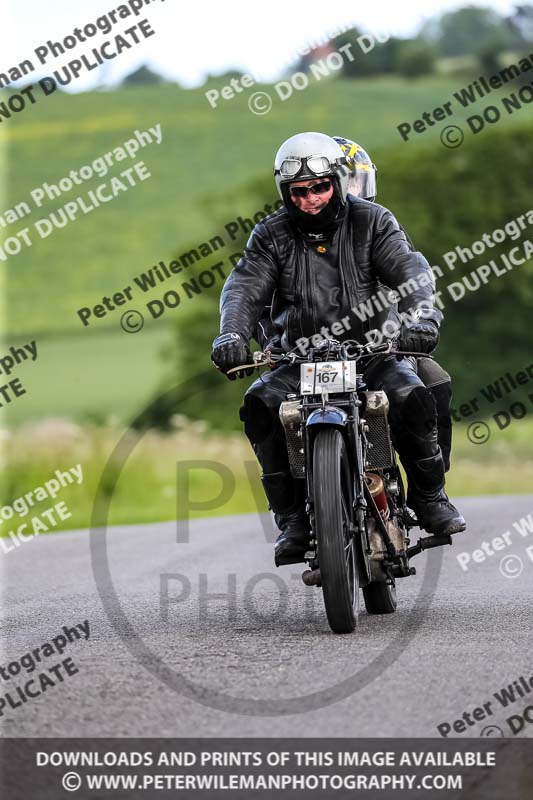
top-left (4, 0), bottom-right (520, 90)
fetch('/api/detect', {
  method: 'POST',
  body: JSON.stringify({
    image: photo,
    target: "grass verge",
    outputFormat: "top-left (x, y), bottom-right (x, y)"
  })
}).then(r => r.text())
top-left (1, 415), bottom-right (531, 539)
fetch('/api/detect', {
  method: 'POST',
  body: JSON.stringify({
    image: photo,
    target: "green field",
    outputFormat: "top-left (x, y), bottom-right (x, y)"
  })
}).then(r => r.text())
top-left (2, 75), bottom-right (531, 427)
top-left (5, 76), bottom-right (532, 338)
top-left (4, 325), bottom-right (170, 425)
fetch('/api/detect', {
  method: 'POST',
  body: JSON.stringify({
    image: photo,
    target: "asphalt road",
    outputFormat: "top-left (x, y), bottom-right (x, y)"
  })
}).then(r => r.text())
top-left (1, 495), bottom-right (533, 738)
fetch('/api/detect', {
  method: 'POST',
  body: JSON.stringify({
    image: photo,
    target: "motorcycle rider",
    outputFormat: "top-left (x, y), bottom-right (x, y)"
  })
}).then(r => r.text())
top-left (254, 135), bottom-right (453, 470)
top-left (212, 132), bottom-right (465, 565)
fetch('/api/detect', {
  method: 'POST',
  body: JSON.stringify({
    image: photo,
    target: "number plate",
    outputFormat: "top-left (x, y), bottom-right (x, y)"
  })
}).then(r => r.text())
top-left (300, 361), bottom-right (357, 395)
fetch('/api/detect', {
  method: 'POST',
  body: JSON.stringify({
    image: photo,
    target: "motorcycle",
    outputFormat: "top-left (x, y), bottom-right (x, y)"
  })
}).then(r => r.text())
top-left (228, 338), bottom-right (454, 635)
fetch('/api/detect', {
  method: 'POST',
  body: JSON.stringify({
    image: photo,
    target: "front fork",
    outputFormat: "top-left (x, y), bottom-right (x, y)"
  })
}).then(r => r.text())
top-left (351, 398), bottom-right (373, 586)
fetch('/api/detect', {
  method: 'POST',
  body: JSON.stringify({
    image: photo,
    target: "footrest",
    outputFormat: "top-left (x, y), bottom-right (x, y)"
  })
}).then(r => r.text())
top-left (407, 534), bottom-right (452, 559)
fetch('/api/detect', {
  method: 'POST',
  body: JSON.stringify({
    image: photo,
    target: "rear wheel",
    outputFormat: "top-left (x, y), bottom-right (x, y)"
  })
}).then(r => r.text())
top-left (313, 428), bottom-right (359, 634)
top-left (363, 580), bottom-right (397, 614)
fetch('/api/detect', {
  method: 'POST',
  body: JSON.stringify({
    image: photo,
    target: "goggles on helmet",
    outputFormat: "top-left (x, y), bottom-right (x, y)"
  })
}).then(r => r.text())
top-left (275, 154), bottom-right (346, 180)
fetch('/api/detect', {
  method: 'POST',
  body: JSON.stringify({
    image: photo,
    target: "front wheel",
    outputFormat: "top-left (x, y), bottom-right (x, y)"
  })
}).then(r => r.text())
top-left (313, 428), bottom-right (359, 634)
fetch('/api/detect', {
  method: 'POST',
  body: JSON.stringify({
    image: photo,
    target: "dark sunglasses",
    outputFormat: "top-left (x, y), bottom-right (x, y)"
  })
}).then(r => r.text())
top-left (289, 180), bottom-right (332, 199)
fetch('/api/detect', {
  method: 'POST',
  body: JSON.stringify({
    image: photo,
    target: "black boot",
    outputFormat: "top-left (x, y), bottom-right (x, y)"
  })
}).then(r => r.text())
top-left (261, 472), bottom-right (309, 566)
top-left (404, 450), bottom-right (466, 537)
top-left (274, 512), bottom-right (310, 565)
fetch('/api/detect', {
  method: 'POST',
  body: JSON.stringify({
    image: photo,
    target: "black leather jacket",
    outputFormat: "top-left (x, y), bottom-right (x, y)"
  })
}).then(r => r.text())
top-left (220, 196), bottom-right (442, 349)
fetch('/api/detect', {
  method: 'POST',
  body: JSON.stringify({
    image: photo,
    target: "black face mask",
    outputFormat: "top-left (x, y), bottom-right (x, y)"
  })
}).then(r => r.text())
top-left (283, 184), bottom-right (343, 238)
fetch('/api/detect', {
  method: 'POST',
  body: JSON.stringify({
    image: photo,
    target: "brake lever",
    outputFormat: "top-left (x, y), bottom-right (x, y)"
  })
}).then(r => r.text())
top-left (224, 351), bottom-right (271, 376)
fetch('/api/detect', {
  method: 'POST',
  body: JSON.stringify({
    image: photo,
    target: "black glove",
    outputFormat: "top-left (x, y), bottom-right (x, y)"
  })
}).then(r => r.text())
top-left (211, 333), bottom-right (253, 380)
top-left (400, 319), bottom-right (439, 354)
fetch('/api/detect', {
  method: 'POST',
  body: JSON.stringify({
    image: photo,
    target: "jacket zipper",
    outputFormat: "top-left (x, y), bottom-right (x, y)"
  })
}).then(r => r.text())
top-left (302, 239), bottom-right (317, 333)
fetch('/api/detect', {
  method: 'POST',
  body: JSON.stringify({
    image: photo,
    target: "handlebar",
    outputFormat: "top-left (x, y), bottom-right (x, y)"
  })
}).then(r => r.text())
top-left (224, 339), bottom-right (433, 376)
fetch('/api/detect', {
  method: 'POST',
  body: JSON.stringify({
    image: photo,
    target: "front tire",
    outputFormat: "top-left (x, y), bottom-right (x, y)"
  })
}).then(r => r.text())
top-left (313, 428), bottom-right (359, 634)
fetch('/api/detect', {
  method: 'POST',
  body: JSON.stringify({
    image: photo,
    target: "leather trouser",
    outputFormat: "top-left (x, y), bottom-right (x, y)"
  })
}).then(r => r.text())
top-left (416, 356), bottom-right (452, 472)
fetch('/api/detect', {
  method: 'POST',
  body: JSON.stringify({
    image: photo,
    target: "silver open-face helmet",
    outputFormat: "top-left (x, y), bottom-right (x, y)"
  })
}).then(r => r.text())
top-left (273, 132), bottom-right (349, 203)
